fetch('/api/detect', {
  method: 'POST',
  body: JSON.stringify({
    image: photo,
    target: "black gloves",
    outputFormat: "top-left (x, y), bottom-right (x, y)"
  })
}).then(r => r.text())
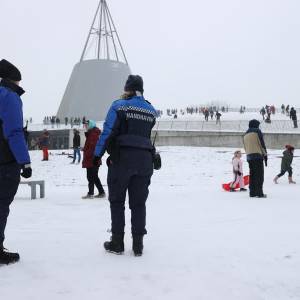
top-left (93, 156), bottom-right (101, 167)
top-left (264, 156), bottom-right (268, 167)
top-left (21, 164), bottom-right (32, 178)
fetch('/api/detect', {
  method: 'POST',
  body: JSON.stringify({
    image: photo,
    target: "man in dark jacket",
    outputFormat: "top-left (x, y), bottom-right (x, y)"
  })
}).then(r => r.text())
top-left (243, 119), bottom-right (268, 198)
top-left (290, 107), bottom-right (298, 128)
top-left (71, 129), bottom-right (81, 164)
top-left (94, 75), bottom-right (157, 256)
top-left (0, 59), bottom-right (32, 265)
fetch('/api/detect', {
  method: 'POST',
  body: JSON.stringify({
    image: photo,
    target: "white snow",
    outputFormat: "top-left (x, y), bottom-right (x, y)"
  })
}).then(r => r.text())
top-left (1, 147), bottom-right (300, 300)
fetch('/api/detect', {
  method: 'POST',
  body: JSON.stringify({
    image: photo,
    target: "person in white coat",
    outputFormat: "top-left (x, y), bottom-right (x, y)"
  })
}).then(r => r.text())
top-left (230, 150), bottom-right (247, 192)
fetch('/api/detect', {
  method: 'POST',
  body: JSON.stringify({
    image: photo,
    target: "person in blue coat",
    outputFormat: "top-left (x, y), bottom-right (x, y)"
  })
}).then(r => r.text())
top-left (0, 59), bottom-right (32, 265)
top-left (94, 75), bottom-right (157, 256)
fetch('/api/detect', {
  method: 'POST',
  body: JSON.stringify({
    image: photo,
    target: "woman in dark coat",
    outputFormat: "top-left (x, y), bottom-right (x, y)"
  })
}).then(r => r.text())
top-left (82, 120), bottom-right (105, 199)
top-left (274, 145), bottom-right (296, 184)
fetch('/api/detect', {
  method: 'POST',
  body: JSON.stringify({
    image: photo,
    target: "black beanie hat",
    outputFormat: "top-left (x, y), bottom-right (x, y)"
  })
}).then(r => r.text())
top-left (124, 75), bottom-right (144, 93)
top-left (249, 119), bottom-right (260, 128)
top-left (0, 59), bottom-right (22, 81)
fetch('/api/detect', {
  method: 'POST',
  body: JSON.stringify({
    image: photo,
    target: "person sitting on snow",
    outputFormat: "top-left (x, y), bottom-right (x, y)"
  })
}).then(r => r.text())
top-left (274, 145), bottom-right (296, 184)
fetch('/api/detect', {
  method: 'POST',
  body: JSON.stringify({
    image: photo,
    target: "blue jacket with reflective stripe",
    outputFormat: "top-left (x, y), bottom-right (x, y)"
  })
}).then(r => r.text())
top-left (95, 96), bottom-right (156, 158)
top-left (0, 86), bottom-right (31, 165)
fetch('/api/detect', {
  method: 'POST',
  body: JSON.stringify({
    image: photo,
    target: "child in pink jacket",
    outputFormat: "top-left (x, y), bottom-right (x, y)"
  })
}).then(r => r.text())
top-left (230, 150), bottom-right (247, 192)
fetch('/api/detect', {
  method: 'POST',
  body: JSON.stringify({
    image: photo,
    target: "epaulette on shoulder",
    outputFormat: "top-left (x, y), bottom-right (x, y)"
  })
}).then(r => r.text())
top-left (145, 99), bottom-right (152, 105)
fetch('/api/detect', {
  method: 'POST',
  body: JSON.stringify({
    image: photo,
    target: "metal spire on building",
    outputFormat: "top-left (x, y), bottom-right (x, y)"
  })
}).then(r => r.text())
top-left (80, 0), bottom-right (128, 65)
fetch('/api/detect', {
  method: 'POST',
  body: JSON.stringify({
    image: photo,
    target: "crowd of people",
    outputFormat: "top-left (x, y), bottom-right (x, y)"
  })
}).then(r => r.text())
top-left (259, 104), bottom-right (298, 128)
top-left (43, 116), bottom-right (88, 128)
top-left (0, 59), bottom-right (298, 267)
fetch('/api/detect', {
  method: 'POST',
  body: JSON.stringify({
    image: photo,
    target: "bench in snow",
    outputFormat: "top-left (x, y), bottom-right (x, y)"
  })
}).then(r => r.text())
top-left (20, 181), bottom-right (45, 200)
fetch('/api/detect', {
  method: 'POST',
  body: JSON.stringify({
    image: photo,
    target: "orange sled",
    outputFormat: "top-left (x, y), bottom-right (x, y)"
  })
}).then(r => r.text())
top-left (222, 175), bottom-right (250, 191)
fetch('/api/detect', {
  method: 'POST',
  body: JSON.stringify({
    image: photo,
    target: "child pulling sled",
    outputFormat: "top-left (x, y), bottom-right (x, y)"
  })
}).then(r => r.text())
top-left (274, 145), bottom-right (296, 184)
top-left (230, 150), bottom-right (247, 192)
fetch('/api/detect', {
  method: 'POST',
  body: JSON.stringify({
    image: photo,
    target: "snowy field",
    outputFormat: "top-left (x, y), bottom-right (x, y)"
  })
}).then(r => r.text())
top-left (1, 147), bottom-right (300, 300)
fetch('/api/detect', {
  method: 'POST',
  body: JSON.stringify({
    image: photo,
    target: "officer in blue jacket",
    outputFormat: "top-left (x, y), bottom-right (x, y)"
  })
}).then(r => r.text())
top-left (0, 59), bottom-right (32, 265)
top-left (94, 75), bottom-right (156, 256)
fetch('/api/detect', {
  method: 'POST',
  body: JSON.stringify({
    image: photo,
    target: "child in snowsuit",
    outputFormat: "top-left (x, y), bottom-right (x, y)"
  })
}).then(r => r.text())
top-left (230, 150), bottom-right (247, 192)
top-left (274, 145), bottom-right (296, 184)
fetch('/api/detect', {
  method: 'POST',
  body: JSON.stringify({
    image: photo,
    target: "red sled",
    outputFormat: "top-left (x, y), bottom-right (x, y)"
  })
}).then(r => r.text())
top-left (222, 175), bottom-right (250, 191)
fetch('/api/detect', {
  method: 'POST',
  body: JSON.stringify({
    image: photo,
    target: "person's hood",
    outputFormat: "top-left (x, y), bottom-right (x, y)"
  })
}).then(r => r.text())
top-left (248, 119), bottom-right (260, 129)
top-left (88, 120), bottom-right (96, 129)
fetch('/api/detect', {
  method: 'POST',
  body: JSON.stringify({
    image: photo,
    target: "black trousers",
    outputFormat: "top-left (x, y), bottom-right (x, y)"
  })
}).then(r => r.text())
top-left (277, 168), bottom-right (292, 178)
top-left (248, 160), bottom-right (264, 197)
top-left (86, 167), bottom-right (104, 195)
top-left (107, 149), bottom-right (153, 235)
top-left (0, 163), bottom-right (20, 248)
top-left (293, 119), bottom-right (298, 128)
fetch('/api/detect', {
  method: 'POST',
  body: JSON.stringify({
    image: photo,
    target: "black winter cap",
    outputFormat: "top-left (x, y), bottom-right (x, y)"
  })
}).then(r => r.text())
top-left (124, 75), bottom-right (144, 93)
top-left (0, 59), bottom-right (22, 81)
top-left (249, 119), bottom-right (260, 128)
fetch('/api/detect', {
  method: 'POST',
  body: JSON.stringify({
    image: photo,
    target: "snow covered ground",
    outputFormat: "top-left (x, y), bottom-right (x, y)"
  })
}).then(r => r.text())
top-left (1, 147), bottom-right (300, 300)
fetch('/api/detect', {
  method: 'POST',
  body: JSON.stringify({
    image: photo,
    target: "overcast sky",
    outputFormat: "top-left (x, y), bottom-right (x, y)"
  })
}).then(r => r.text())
top-left (1, 0), bottom-right (300, 121)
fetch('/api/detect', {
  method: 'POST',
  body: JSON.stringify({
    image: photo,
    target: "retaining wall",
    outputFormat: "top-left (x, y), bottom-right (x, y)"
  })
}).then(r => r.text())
top-left (28, 129), bottom-right (300, 150)
top-left (153, 130), bottom-right (300, 149)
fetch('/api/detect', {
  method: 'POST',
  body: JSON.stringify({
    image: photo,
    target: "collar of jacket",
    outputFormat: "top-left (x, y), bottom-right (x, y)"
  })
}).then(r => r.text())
top-left (246, 127), bottom-right (260, 134)
top-left (0, 79), bottom-right (25, 96)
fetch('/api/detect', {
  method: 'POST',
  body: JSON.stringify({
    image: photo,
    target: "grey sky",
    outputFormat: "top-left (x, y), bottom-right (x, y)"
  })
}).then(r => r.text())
top-left (1, 0), bottom-right (300, 121)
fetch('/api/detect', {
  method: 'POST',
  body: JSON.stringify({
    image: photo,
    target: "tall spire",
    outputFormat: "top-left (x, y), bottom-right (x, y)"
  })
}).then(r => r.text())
top-left (80, 0), bottom-right (128, 64)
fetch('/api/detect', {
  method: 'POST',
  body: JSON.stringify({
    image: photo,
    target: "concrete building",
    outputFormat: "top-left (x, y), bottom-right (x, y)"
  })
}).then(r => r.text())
top-left (57, 0), bottom-right (131, 121)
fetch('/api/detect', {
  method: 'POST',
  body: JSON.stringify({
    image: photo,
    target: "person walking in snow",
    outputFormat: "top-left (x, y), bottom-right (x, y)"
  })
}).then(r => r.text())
top-left (243, 119), bottom-right (268, 198)
top-left (274, 145), bottom-right (296, 184)
top-left (93, 75), bottom-right (157, 256)
top-left (216, 111), bottom-right (222, 125)
top-left (38, 129), bottom-right (50, 161)
top-left (71, 129), bottom-right (81, 164)
top-left (0, 59), bottom-right (32, 265)
top-left (290, 107), bottom-right (298, 128)
top-left (229, 150), bottom-right (247, 192)
top-left (82, 120), bottom-right (105, 199)
top-left (204, 109), bottom-right (209, 121)
top-left (260, 107), bottom-right (266, 120)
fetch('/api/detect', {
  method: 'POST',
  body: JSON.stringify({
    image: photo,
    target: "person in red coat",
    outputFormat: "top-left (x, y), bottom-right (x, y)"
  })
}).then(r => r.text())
top-left (82, 120), bottom-right (105, 199)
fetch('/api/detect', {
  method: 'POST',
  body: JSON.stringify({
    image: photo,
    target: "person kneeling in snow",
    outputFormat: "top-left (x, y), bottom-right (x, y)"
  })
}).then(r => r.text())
top-left (274, 145), bottom-right (296, 184)
top-left (230, 150), bottom-right (247, 192)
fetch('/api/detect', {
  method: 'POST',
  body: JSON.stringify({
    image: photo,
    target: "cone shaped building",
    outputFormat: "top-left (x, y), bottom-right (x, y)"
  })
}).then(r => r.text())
top-left (57, 0), bottom-right (131, 121)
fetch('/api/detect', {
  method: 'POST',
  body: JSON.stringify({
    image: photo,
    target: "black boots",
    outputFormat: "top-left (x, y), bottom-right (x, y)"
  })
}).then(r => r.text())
top-left (104, 233), bottom-right (124, 254)
top-left (103, 234), bottom-right (144, 256)
top-left (0, 247), bottom-right (20, 265)
top-left (132, 235), bottom-right (144, 257)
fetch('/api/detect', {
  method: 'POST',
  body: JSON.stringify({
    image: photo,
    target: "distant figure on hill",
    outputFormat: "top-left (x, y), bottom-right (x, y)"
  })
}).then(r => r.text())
top-left (216, 111), bottom-right (222, 124)
top-left (290, 107), bottom-right (298, 128)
